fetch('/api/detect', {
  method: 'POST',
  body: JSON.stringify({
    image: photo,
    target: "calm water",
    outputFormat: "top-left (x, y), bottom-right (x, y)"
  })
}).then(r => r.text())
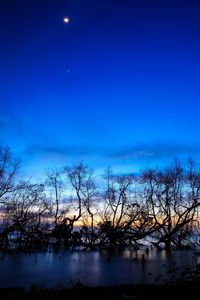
top-left (0, 248), bottom-right (198, 288)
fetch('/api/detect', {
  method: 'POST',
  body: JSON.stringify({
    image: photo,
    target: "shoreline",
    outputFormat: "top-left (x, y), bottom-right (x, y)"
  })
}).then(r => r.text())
top-left (0, 281), bottom-right (200, 300)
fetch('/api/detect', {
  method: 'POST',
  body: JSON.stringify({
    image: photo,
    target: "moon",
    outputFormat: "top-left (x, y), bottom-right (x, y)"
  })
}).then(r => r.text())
top-left (64, 17), bottom-right (70, 23)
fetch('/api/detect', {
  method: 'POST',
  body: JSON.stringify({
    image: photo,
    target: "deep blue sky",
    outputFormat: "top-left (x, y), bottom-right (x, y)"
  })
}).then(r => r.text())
top-left (1, 0), bottom-right (200, 179)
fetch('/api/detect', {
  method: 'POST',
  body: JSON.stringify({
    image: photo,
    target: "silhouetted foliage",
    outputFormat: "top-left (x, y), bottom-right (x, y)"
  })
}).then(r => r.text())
top-left (0, 146), bottom-right (19, 203)
top-left (141, 159), bottom-right (200, 250)
top-left (0, 148), bottom-right (200, 251)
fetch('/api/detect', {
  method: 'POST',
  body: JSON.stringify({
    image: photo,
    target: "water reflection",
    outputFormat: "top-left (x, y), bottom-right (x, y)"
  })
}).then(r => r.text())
top-left (0, 248), bottom-right (195, 288)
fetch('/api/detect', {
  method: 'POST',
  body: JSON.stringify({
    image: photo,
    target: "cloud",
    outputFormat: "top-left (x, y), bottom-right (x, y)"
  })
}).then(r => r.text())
top-left (108, 143), bottom-right (200, 162)
top-left (24, 144), bottom-right (98, 157)
top-left (23, 141), bottom-right (200, 164)
top-left (15, 141), bottom-right (200, 181)
top-left (20, 144), bottom-right (104, 179)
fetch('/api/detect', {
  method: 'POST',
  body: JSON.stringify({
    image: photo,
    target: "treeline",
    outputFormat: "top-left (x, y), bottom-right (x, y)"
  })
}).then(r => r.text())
top-left (0, 146), bottom-right (200, 251)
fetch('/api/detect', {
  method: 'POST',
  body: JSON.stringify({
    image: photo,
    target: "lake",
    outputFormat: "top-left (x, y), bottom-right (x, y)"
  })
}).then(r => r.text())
top-left (0, 248), bottom-right (198, 288)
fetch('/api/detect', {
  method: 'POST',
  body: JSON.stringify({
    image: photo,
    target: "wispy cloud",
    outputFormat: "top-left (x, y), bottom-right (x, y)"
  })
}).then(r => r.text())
top-left (15, 141), bottom-right (200, 181)
top-left (24, 144), bottom-right (99, 157)
top-left (109, 143), bottom-right (200, 162)
top-left (23, 141), bottom-right (200, 163)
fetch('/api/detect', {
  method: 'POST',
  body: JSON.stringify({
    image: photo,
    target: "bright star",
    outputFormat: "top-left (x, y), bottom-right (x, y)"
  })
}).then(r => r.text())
top-left (64, 17), bottom-right (70, 23)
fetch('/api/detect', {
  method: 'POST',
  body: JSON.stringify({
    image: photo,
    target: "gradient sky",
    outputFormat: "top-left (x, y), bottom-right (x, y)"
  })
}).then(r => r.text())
top-left (1, 0), bottom-right (200, 179)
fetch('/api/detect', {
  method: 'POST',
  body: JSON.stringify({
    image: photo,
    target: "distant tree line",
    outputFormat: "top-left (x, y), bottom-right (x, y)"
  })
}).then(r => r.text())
top-left (0, 145), bottom-right (200, 252)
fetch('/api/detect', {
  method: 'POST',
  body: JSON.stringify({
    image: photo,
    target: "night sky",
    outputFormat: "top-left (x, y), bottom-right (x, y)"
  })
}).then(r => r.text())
top-left (1, 0), bottom-right (200, 179)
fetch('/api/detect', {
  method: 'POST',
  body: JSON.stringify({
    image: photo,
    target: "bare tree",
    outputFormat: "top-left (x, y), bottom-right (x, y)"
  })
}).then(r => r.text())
top-left (98, 169), bottom-right (150, 247)
top-left (141, 160), bottom-right (200, 250)
top-left (100, 168), bottom-right (134, 227)
top-left (63, 163), bottom-right (98, 247)
top-left (0, 182), bottom-right (47, 249)
top-left (0, 146), bottom-right (20, 203)
top-left (64, 163), bottom-right (96, 226)
top-left (45, 168), bottom-right (66, 228)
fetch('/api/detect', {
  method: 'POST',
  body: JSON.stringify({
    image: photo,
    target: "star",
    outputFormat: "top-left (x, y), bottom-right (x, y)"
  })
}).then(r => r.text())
top-left (64, 17), bottom-right (70, 23)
